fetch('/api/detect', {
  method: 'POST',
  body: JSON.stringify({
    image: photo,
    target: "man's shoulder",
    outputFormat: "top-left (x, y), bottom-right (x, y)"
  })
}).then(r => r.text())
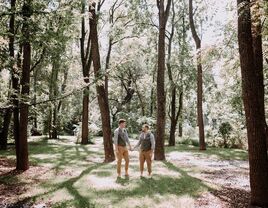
top-left (149, 132), bottom-right (155, 137)
top-left (114, 128), bottom-right (119, 133)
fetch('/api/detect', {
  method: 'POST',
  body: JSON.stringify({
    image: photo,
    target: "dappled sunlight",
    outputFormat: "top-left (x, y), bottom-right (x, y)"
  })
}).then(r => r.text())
top-left (0, 136), bottom-right (251, 207)
top-left (153, 164), bottom-right (181, 178)
top-left (47, 187), bottom-right (75, 204)
top-left (118, 194), bottom-right (195, 208)
top-left (79, 174), bottom-right (123, 190)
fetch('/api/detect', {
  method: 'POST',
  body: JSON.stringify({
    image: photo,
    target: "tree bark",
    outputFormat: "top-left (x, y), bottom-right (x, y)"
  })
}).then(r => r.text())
top-left (0, 108), bottom-right (12, 150)
top-left (81, 86), bottom-right (89, 144)
top-left (154, 0), bottom-right (172, 161)
top-left (169, 86), bottom-right (177, 146)
top-left (89, 3), bottom-right (115, 162)
top-left (189, 0), bottom-right (206, 150)
top-left (178, 91), bottom-right (183, 137)
top-left (17, 1), bottom-right (32, 171)
top-left (169, 91), bottom-right (183, 146)
top-left (33, 70), bottom-right (38, 129)
top-left (0, 0), bottom-right (17, 150)
top-left (167, 0), bottom-right (181, 147)
top-left (80, 0), bottom-right (92, 145)
top-left (237, 0), bottom-right (268, 206)
top-left (105, 39), bottom-right (112, 95)
top-left (48, 56), bottom-right (59, 139)
top-left (13, 44), bottom-right (22, 164)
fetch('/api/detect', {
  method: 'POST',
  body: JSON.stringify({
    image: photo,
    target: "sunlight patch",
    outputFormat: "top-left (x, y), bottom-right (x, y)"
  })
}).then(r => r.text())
top-left (153, 166), bottom-right (181, 178)
top-left (80, 175), bottom-right (122, 190)
top-left (48, 187), bottom-right (75, 204)
top-left (117, 194), bottom-right (195, 208)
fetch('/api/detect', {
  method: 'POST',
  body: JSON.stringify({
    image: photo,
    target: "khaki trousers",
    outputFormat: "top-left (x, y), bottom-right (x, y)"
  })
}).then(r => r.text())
top-left (116, 146), bottom-right (129, 175)
top-left (139, 149), bottom-right (152, 174)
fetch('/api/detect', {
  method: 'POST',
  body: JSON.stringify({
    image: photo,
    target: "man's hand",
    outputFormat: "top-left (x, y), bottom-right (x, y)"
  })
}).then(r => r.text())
top-left (115, 145), bottom-right (119, 154)
top-left (150, 150), bottom-right (154, 158)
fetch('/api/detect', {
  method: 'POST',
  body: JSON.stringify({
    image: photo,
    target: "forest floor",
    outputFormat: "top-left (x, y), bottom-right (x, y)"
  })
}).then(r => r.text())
top-left (0, 136), bottom-right (250, 208)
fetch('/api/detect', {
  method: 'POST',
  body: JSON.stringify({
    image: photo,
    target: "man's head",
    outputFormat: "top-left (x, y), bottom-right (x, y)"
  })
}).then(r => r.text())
top-left (118, 119), bottom-right (126, 128)
top-left (142, 124), bottom-right (150, 132)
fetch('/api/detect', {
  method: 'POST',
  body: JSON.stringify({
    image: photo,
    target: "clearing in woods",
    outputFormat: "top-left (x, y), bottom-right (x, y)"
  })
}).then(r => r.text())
top-left (0, 136), bottom-right (249, 208)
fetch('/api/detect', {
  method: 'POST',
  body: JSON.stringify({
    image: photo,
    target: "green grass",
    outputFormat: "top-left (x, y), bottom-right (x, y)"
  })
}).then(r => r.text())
top-left (0, 136), bottom-right (248, 208)
top-left (166, 144), bottom-right (248, 161)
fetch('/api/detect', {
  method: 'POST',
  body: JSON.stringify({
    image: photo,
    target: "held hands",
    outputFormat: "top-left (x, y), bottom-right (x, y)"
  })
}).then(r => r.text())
top-left (150, 150), bottom-right (154, 157)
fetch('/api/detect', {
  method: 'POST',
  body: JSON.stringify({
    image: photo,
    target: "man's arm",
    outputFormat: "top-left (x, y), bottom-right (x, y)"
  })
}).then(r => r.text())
top-left (114, 129), bottom-right (119, 153)
top-left (150, 133), bottom-right (155, 151)
top-left (133, 134), bottom-right (142, 150)
top-left (125, 129), bottom-right (132, 150)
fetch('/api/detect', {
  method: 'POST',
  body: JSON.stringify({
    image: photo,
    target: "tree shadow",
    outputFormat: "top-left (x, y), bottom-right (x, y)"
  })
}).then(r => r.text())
top-left (31, 162), bottom-right (105, 208)
top-left (95, 161), bottom-right (210, 205)
top-left (116, 176), bottom-right (130, 186)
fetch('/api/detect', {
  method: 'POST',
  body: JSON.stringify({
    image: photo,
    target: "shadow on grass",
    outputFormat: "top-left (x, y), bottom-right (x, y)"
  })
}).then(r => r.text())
top-left (31, 162), bottom-right (106, 208)
top-left (166, 144), bottom-right (248, 161)
top-left (94, 170), bottom-right (113, 177)
top-left (95, 161), bottom-right (210, 205)
top-left (116, 176), bottom-right (130, 186)
top-left (0, 138), bottom-right (108, 208)
top-left (25, 138), bottom-right (103, 172)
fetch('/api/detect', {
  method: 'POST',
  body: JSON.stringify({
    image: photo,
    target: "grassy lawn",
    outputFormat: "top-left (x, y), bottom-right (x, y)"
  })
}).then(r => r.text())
top-left (0, 137), bottom-right (248, 208)
top-left (166, 144), bottom-right (248, 161)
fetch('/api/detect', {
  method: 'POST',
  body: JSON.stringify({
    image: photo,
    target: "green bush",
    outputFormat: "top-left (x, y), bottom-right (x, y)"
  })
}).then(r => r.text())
top-left (177, 137), bottom-right (199, 147)
top-left (219, 122), bottom-right (233, 148)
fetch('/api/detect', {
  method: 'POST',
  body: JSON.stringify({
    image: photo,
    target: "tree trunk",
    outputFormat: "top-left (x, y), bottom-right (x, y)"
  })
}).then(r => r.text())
top-left (169, 87), bottom-right (176, 146)
top-left (150, 62), bottom-right (157, 117)
top-left (155, 0), bottom-right (171, 161)
top-left (237, 0), bottom-right (268, 206)
top-left (33, 70), bottom-right (38, 129)
top-left (178, 91), bottom-right (183, 137)
top-left (89, 3), bottom-right (115, 162)
top-left (81, 87), bottom-right (89, 144)
top-left (80, 0), bottom-right (92, 145)
top-left (48, 57), bottom-right (59, 140)
top-left (51, 106), bottom-right (58, 139)
top-left (17, 1), bottom-right (32, 171)
top-left (13, 44), bottom-right (22, 163)
top-left (189, 0), bottom-right (206, 150)
top-left (105, 39), bottom-right (112, 95)
top-left (0, 109), bottom-right (12, 150)
top-left (0, 0), bottom-right (17, 150)
top-left (167, 0), bottom-right (180, 147)
top-left (179, 122), bottom-right (183, 137)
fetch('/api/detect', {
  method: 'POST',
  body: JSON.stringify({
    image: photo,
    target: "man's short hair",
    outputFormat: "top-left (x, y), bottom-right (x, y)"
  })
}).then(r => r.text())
top-left (118, 119), bottom-right (126, 125)
top-left (143, 124), bottom-right (150, 129)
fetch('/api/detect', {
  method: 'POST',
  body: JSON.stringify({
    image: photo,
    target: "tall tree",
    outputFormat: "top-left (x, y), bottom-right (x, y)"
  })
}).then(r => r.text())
top-left (80, 0), bottom-right (92, 145)
top-left (0, 0), bottom-right (16, 150)
top-left (17, 0), bottom-right (32, 170)
top-left (189, 0), bottom-right (206, 150)
top-left (166, 0), bottom-right (183, 146)
top-left (237, 0), bottom-right (268, 206)
top-left (154, 0), bottom-right (172, 160)
top-left (48, 55), bottom-right (60, 139)
top-left (89, 2), bottom-right (115, 162)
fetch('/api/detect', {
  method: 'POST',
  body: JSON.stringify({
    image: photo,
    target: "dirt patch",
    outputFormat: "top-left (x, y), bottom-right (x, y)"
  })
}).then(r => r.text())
top-left (0, 157), bottom-right (50, 208)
